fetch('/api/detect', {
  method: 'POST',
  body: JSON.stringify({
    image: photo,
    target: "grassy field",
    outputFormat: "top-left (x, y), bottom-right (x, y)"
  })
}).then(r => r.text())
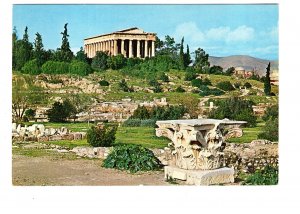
top-left (227, 121), bottom-right (265, 143)
top-left (23, 121), bottom-right (263, 148)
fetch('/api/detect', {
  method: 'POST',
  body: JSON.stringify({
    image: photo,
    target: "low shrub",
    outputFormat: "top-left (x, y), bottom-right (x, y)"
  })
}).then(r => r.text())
top-left (102, 144), bottom-right (161, 173)
top-left (243, 165), bottom-right (278, 185)
top-left (184, 72), bottom-right (197, 81)
top-left (175, 86), bottom-right (185, 93)
top-left (87, 125), bottom-right (117, 147)
top-left (69, 60), bottom-right (92, 76)
top-left (244, 82), bottom-right (252, 89)
top-left (99, 80), bottom-right (110, 86)
top-left (199, 85), bottom-right (224, 96)
top-left (216, 81), bottom-right (235, 91)
top-left (41, 60), bottom-right (70, 74)
top-left (159, 73), bottom-right (169, 82)
top-left (258, 118), bottom-right (278, 142)
top-left (21, 59), bottom-right (41, 75)
top-left (123, 119), bottom-right (141, 127)
top-left (140, 119), bottom-right (157, 127)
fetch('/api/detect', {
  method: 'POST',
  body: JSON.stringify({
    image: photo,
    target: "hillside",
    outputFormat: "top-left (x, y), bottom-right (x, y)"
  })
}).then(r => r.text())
top-left (209, 55), bottom-right (278, 76)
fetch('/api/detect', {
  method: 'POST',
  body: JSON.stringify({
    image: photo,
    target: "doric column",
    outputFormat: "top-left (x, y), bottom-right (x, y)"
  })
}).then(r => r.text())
top-left (137, 40), bottom-right (141, 58)
top-left (129, 40), bottom-right (133, 58)
top-left (121, 40), bottom-right (125, 56)
top-left (101, 42), bottom-right (103, 52)
top-left (144, 40), bottom-right (148, 58)
top-left (151, 41), bottom-right (155, 57)
top-left (114, 40), bottom-right (118, 56)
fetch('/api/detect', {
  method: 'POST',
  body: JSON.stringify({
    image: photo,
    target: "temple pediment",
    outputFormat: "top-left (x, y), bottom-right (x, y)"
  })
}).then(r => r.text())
top-left (116, 27), bottom-right (145, 34)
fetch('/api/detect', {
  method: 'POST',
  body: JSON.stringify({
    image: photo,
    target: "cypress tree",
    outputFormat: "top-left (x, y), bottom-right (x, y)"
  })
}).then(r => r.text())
top-left (58, 23), bottom-right (74, 62)
top-left (179, 37), bottom-right (185, 69)
top-left (264, 62), bottom-right (271, 96)
top-left (34, 32), bottom-right (45, 67)
top-left (184, 44), bottom-right (191, 67)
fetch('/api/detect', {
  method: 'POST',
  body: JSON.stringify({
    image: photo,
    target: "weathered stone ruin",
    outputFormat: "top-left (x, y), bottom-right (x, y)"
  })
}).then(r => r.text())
top-left (12, 123), bottom-right (85, 142)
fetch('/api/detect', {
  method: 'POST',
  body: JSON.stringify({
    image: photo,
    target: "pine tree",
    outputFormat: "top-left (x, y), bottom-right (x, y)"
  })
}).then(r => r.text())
top-left (264, 62), bottom-right (271, 96)
top-left (14, 26), bottom-right (33, 70)
top-left (34, 32), bottom-right (45, 67)
top-left (12, 26), bottom-right (18, 69)
top-left (58, 23), bottom-right (74, 62)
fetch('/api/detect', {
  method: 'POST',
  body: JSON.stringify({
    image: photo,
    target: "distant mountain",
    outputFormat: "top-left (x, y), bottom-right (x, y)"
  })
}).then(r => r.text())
top-left (208, 55), bottom-right (278, 76)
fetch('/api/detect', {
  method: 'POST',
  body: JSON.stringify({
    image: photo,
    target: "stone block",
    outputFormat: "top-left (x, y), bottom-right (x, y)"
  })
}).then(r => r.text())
top-left (49, 135), bottom-right (62, 141)
top-left (61, 134), bottom-right (74, 140)
top-left (38, 136), bottom-right (49, 142)
top-left (164, 166), bottom-right (234, 185)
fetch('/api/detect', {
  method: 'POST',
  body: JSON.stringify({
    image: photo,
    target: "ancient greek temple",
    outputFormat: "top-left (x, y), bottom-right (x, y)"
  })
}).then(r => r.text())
top-left (84, 27), bottom-right (156, 58)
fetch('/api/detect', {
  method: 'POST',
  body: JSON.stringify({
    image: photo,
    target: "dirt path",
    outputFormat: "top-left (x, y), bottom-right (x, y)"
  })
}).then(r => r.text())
top-left (12, 155), bottom-right (170, 186)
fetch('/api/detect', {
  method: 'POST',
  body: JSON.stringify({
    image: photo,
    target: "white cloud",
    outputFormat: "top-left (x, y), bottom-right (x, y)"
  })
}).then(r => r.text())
top-left (226, 25), bottom-right (254, 42)
top-left (206, 26), bottom-right (230, 41)
top-left (174, 22), bottom-right (205, 42)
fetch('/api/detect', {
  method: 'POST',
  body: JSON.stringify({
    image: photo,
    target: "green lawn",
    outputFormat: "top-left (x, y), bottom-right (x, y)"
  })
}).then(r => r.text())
top-left (227, 121), bottom-right (265, 143)
top-left (115, 126), bottom-right (170, 149)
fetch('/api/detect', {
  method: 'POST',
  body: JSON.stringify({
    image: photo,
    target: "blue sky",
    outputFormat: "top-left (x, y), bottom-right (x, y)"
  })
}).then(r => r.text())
top-left (13, 4), bottom-right (278, 60)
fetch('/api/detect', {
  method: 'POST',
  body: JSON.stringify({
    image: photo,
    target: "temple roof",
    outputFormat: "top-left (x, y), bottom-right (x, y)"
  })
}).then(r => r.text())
top-left (85, 27), bottom-right (155, 40)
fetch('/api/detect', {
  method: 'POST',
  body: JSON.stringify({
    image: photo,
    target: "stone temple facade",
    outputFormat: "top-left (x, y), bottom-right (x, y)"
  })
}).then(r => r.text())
top-left (84, 27), bottom-right (156, 58)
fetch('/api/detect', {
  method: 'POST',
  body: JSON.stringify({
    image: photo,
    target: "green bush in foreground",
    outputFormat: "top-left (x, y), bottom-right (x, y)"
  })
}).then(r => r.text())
top-left (103, 144), bottom-right (161, 173)
top-left (243, 165), bottom-right (278, 185)
top-left (87, 125), bottom-right (117, 147)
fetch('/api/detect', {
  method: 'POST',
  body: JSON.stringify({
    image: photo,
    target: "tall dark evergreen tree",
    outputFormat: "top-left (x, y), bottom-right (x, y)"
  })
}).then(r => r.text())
top-left (264, 62), bottom-right (271, 96)
top-left (57, 23), bottom-right (74, 62)
top-left (184, 44), bottom-right (191, 67)
top-left (14, 26), bottom-right (33, 70)
top-left (12, 26), bottom-right (18, 69)
top-left (34, 32), bottom-right (45, 67)
top-left (179, 37), bottom-right (185, 69)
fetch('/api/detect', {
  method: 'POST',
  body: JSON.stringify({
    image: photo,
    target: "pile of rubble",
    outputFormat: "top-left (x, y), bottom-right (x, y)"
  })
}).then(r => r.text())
top-left (12, 123), bottom-right (85, 142)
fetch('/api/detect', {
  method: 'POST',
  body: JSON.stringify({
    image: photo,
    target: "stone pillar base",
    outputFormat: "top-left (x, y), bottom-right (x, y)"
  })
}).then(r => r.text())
top-left (164, 166), bottom-right (234, 185)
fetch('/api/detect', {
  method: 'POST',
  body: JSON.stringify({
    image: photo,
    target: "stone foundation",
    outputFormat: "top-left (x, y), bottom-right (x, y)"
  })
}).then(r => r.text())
top-left (165, 166), bottom-right (234, 185)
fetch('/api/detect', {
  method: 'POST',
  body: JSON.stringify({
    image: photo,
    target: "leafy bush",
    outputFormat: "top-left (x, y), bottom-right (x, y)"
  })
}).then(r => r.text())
top-left (102, 144), bottom-right (161, 173)
top-left (131, 106), bottom-right (150, 120)
top-left (87, 125), bottom-right (117, 147)
top-left (209, 97), bottom-right (257, 127)
top-left (140, 119), bottom-right (157, 127)
top-left (24, 108), bottom-right (36, 121)
top-left (151, 106), bottom-right (186, 120)
top-left (41, 60), bottom-right (70, 74)
top-left (216, 81), bottom-right (235, 91)
top-left (148, 79), bottom-right (160, 87)
top-left (258, 118), bottom-right (278, 142)
top-left (175, 86), bottom-right (185, 93)
top-left (118, 79), bottom-right (133, 92)
top-left (244, 82), bottom-right (252, 89)
top-left (198, 85), bottom-right (224, 96)
top-left (21, 59), bottom-right (41, 75)
top-left (91, 51), bottom-right (109, 71)
top-left (243, 165), bottom-right (278, 185)
top-left (191, 78), bottom-right (212, 88)
top-left (153, 84), bottom-right (163, 93)
top-left (159, 73), bottom-right (169, 82)
top-left (262, 105), bottom-right (278, 121)
top-left (209, 65), bottom-right (223, 74)
top-left (69, 60), bottom-right (92, 76)
top-left (46, 100), bottom-right (76, 122)
top-left (184, 72), bottom-right (198, 81)
top-left (107, 54), bottom-right (127, 70)
top-left (130, 105), bottom-right (186, 120)
top-left (99, 80), bottom-right (110, 86)
top-left (123, 118), bottom-right (142, 127)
